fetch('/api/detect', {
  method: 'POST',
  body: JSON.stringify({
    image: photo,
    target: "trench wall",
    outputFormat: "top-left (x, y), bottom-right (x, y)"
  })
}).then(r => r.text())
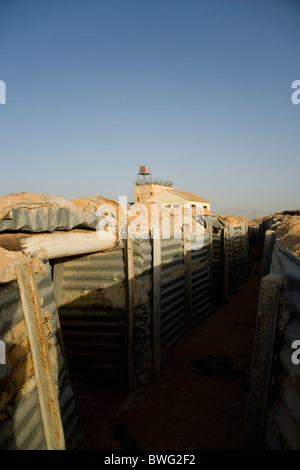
top-left (0, 260), bottom-right (84, 450)
top-left (245, 220), bottom-right (300, 450)
top-left (0, 214), bottom-right (251, 449)
top-left (51, 217), bottom-right (250, 385)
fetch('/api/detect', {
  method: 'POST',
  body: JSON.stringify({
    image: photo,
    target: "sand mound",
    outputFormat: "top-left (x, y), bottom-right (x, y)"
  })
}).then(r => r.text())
top-left (70, 195), bottom-right (120, 215)
top-left (277, 216), bottom-right (300, 258)
top-left (0, 192), bottom-right (81, 220)
top-left (217, 216), bottom-right (247, 227)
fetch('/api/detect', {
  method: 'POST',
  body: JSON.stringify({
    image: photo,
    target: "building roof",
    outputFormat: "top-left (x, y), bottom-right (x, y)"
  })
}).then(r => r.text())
top-left (168, 189), bottom-right (211, 204)
top-left (203, 208), bottom-right (212, 215)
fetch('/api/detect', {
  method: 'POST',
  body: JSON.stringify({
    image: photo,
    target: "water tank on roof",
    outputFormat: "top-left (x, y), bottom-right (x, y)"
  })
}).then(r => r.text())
top-left (139, 166), bottom-right (150, 175)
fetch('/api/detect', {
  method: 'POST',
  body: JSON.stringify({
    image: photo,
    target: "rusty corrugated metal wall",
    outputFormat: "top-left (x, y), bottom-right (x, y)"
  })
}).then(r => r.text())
top-left (0, 206), bottom-right (102, 232)
top-left (51, 216), bottom-right (250, 385)
top-left (191, 247), bottom-right (211, 325)
top-left (224, 222), bottom-right (250, 294)
top-left (212, 230), bottom-right (223, 304)
top-left (0, 260), bottom-right (84, 450)
top-left (0, 199), bottom-right (253, 449)
top-left (52, 238), bottom-right (154, 385)
top-left (160, 237), bottom-right (186, 362)
top-left (132, 237), bottom-right (153, 384)
top-left (52, 243), bottom-right (128, 383)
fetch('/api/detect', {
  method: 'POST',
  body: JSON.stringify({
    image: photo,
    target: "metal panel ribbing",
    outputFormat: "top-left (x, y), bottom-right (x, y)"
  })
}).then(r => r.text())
top-left (212, 230), bottom-right (223, 304)
top-left (248, 225), bottom-right (262, 248)
top-left (160, 238), bottom-right (186, 362)
top-left (226, 223), bottom-right (250, 294)
top-left (132, 237), bottom-right (153, 385)
top-left (234, 225), bottom-right (243, 287)
top-left (52, 243), bottom-right (127, 383)
top-left (0, 261), bottom-right (83, 450)
top-left (0, 207), bottom-right (102, 233)
top-left (191, 248), bottom-right (211, 325)
top-left (225, 228), bottom-right (235, 294)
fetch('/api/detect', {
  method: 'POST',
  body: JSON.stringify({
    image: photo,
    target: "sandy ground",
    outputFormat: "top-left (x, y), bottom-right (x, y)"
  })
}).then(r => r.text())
top-left (70, 247), bottom-right (262, 451)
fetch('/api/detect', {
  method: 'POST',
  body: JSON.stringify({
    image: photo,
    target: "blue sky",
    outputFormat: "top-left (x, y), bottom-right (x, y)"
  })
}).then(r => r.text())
top-left (0, 0), bottom-right (299, 214)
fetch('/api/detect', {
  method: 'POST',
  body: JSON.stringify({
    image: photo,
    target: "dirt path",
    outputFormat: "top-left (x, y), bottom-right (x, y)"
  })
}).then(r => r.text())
top-left (71, 247), bottom-right (263, 450)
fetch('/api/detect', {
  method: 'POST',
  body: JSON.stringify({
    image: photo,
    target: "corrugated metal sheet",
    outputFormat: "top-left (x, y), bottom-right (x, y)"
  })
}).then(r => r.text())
top-left (191, 217), bottom-right (217, 322)
top-left (234, 225), bottom-right (243, 287)
top-left (191, 248), bottom-right (211, 325)
top-left (52, 243), bottom-right (127, 383)
top-left (0, 260), bottom-right (84, 450)
top-left (160, 231), bottom-right (212, 358)
top-left (212, 230), bottom-right (223, 304)
top-left (224, 223), bottom-right (250, 295)
top-left (0, 381), bottom-right (47, 450)
top-left (244, 221), bottom-right (251, 277)
top-left (50, 219), bottom-right (248, 385)
top-left (262, 218), bottom-right (274, 239)
top-left (248, 225), bottom-right (262, 248)
top-left (0, 207), bottom-right (102, 232)
top-left (248, 218), bottom-right (274, 250)
top-left (248, 218), bottom-right (273, 250)
top-left (132, 237), bottom-right (153, 384)
top-left (225, 230), bottom-right (234, 294)
top-left (160, 237), bottom-right (186, 362)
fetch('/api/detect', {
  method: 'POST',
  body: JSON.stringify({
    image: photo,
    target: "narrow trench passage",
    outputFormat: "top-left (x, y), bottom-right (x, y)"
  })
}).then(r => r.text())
top-left (71, 246), bottom-right (263, 451)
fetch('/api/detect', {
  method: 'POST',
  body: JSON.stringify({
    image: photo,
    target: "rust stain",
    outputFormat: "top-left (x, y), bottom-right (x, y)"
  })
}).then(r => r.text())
top-left (15, 261), bottom-right (65, 450)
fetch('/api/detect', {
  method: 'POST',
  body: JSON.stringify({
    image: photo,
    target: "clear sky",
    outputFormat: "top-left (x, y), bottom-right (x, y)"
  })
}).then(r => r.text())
top-left (0, 0), bottom-right (299, 214)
